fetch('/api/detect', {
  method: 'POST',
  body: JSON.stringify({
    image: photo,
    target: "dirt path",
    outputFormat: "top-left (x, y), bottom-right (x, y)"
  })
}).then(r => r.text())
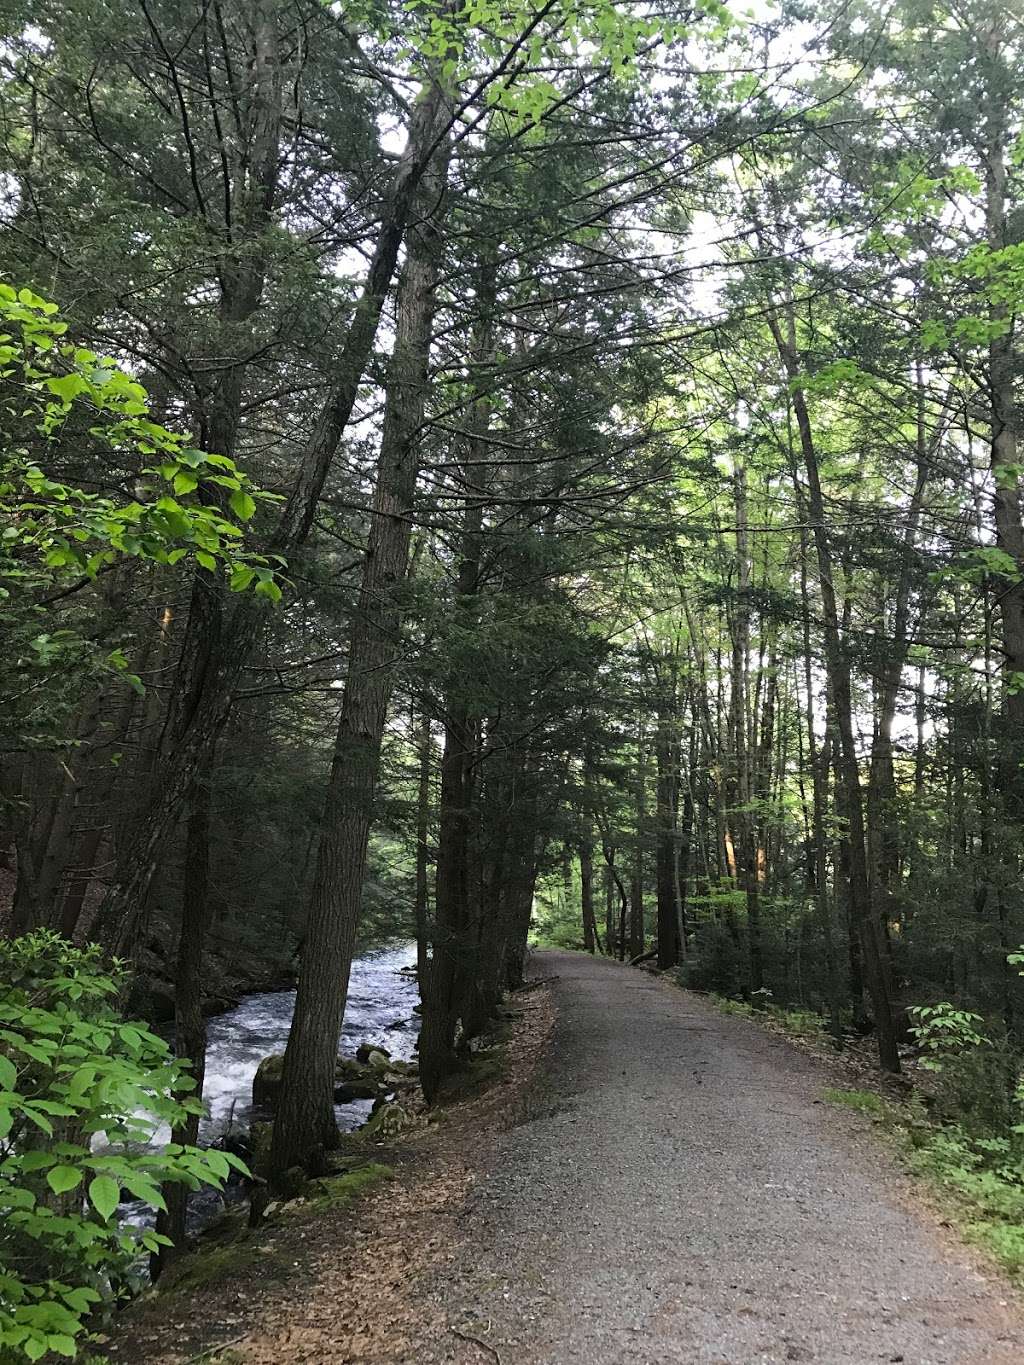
top-left (112, 951), bottom-right (1024, 1364)
top-left (411, 950), bottom-right (1023, 1365)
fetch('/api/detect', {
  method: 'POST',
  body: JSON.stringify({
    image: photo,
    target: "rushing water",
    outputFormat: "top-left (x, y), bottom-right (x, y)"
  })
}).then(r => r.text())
top-left (197, 940), bottom-right (420, 1143)
top-left (120, 942), bottom-right (420, 1232)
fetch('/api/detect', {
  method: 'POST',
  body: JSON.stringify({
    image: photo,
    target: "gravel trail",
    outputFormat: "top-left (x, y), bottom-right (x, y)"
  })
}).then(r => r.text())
top-left (425, 949), bottom-right (1024, 1365)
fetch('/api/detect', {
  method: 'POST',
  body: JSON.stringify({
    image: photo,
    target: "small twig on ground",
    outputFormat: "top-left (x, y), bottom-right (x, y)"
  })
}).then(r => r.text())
top-left (451, 1327), bottom-right (502, 1362)
top-left (184, 1335), bottom-right (246, 1364)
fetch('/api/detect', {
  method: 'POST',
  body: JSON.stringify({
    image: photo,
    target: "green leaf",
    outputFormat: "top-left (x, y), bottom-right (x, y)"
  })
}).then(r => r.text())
top-left (229, 566), bottom-right (256, 592)
top-left (88, 1174), bottom-right (120, 1221)
top-left (0, 1054), bottom-right (15, 1090)
top-left (47, 1165), bottom-right (83, 1195)
top-left (229, 488), bottom-right (256, 522)
top-left (195, 550), bottom-right (217, 573)
top-left (45, 372), bottom-right (89, 404)
top-left (254, 576), bottom-right (282, 603)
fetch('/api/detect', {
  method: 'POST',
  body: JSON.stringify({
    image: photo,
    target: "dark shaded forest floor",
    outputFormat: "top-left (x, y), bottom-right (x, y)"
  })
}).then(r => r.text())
top-left (106, 952), bottom-right (1024, 1364)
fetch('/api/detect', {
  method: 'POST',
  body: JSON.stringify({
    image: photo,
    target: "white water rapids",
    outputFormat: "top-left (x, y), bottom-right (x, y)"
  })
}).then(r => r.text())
top-left (118, 941), bottom-right (420, 1232)
top-left (196, 940), bottom-right (420, 1142)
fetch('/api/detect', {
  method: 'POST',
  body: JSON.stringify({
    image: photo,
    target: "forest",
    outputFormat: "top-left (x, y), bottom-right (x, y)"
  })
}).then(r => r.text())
top-left (4, 0), bottom-right (1024, 1359)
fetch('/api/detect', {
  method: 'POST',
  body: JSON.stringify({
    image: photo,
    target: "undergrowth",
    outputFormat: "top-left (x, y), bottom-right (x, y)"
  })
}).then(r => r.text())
top-left (821, 1087), bottom-right (886, 1115)
top-left (711, 993), bottom-right (827, 1039)
top-left (821, 1085), bottom-right (1024, 1277)
top-left (710, 981), bottom-right (1024, 1281)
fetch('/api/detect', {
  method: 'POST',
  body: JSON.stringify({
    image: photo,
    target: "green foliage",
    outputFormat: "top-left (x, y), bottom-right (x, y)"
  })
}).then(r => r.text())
top-left (908, 1002), bottom-right (989, 1072)
top-left (0, 932), bottom-right (246, 1362)
top-left (821, 1088), bottom-right (886, 1115)
top-left (821, 1071), bottom-right (1024, 1277)
top-left (0, 282), bottom-right (278, 594)
top-left (908, 1123), bottom-right (1024, 1274)
top-left (703, 988), bottom-right (826, 1040)
top-left (403, 0), bottom-right (734, 129)
top-left (924, 1037), bottom-right (1020, 1136)
top-left (677, 916), bottom-right (746, 998)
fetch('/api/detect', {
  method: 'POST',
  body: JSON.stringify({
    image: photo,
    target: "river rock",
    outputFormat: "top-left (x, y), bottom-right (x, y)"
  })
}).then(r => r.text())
top-left (356, 1042), bottom-right (391, 1065)
top-left (361, 1101), bottom-right (418, 1141)
top-left (334, 1080), bottom-right (381, 1103)
top-left (252, 1054), bottom-right (285, 1109)
top-left (149, 983), bottom-right (177, 1023)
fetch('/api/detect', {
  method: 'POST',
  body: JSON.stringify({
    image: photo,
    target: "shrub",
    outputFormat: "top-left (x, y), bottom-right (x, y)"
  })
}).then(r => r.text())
top-left (677, 920), bottom-right (746, 997)
top-left (0, 931), bottom-right (244, 1362)
top-left (907, 1002), bottom-right (989, 1072)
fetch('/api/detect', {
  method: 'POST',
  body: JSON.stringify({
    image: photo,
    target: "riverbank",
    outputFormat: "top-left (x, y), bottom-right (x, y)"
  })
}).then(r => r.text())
top-left (100, 976), bottom-right (556, 1363)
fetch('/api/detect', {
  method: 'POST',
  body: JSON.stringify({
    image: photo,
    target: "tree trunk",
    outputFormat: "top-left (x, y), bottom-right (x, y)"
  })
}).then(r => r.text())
top-left (655, 679), bottom-right (680, 969)
top-left (92, 70), bottom-right (455, 959)
top-left (629, 736), bottom-right (646, 960)
top-left (417, 256), bottom-right (497, 1104)
top-left (269, 142), bottom-right (451, 1178)
top-left (415, 708), bottom-right (432, 983)
top-left (729, 456), bottom-right (762, 993)
top-left (767, 300), bottom-right (900, 1073)
top-left (982, 37), bottom-right (1024, 804)
top-left (580, 820), bottom-right (597, 953)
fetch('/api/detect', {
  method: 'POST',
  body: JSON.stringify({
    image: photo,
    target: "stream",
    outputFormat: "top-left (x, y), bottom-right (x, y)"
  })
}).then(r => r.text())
top-left (196, 940), bottom-right (420, 1143)
top-left (121, 942), bottom-right (420, 1232)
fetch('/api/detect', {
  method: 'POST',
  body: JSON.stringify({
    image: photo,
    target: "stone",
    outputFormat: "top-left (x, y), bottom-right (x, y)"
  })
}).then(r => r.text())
top-left (279, 1165), bottom-right (306, 1200)
top-left (334, 1081), bottom-right (380, 1103)
top-left (356, 1042), bottom-right (391, 1065)
top-left (361, 1101), bottom-right (419, 1141)
top-left (252, 1054), bottom-right (285, 1109)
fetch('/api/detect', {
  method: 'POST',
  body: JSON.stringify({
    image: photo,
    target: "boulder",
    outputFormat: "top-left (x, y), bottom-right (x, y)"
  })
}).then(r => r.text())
top-left (361, 1101), bottom-right (418, 1141)
top-left (356, 1042), bottom-right (391, 1065)
top-left (132, 977), bottom-right (175, 1024)
top-left (334, 1080), bottom-right (381, 1103)
top-left (252, 1054), bottom-right (285, 1109)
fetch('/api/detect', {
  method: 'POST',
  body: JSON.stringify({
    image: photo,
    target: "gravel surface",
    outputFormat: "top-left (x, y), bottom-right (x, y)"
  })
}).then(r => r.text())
top-left (422, 949), bottom-right (1024, 1365)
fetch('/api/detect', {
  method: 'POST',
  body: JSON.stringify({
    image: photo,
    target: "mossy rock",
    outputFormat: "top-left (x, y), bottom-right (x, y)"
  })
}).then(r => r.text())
top-left (278, 1165), bottom-right (307, 1200)
top-left (160, 1226), bottom-right (283, 1294)
top-left (252, 1054), bottom-right (285, 1109)
top-left (360, 1101), bottom-right (420, 1141)
top-left (434, 1048), bottom-right (504, 1106)
top-left (336, 1056), bottom-right (373, 1083)
top-left (304, 1162), bottom-right (394, 1213)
